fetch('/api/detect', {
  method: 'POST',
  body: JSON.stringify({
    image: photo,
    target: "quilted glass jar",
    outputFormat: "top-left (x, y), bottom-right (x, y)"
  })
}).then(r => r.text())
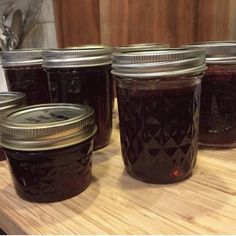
top-left (43, 46), bottom-right (113, 150)
top-left (112, 48), bottom-right (206, 184)
top-left (1, 49), bottom-right (50, 105)
top-left (0, 92), bottom-right (26, 161)
top-left (0, 103), bottom-right (96, 202)
top-left (186, 42), bottom-right (236, 147)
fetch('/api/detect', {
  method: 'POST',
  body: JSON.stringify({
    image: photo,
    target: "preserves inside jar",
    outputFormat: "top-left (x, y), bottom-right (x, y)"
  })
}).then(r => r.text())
top-left (199, 64), bottom-right (236, 147)
top-left (116, 76), bottom-right (201, 183)
top-left (46, 65), bottom-right (113, 150)
top-left (3, 139), bottom-right (93, 203)
top-left (0, 148), bottom-right (5, 161)
top-left (4, 65), bottom-right (50, 105)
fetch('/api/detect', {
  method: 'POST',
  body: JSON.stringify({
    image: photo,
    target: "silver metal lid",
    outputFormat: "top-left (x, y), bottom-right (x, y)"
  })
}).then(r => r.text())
top-left (1, 49), bottom-right (43, 67)
top-left (43, 45), bottom-right (112, 68)
top-left (184, 41), bottom-right (236, 64)
top-left (112, 48), bottom-right (206, 78)
top-left (113, 43), bottom-right (169, 53)
top-left (0, 92), bottom-right (26, 116)
top-left (0, 103), bottom-right (97, 151)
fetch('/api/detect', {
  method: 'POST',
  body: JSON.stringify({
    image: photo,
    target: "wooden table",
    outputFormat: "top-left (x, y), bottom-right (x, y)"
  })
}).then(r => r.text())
top-left (0, 109), bottom-right (236, 234)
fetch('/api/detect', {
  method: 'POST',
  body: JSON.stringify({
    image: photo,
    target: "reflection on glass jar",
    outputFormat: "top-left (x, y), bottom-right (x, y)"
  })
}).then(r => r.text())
top-left (185, 41), bottom-right (236, 147)
top-left (200, 64), bottom-right (236, 147)
top-left (0, 92), bottom-right (26, 161)
top-left (1, 49), bottom-right (50, 105)
top-left (112, 48), bottom-right (206, 184)
top-left (43, 46), bottom-right (113, 150)
top-left (0, 103), bottom-right (96, 202)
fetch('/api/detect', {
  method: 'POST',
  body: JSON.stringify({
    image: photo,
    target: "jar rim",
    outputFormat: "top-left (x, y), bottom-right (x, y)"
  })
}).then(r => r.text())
top-left (113, 43), bottom-right (169, 53)
top-left (0, 92), bottom-right (26, 115)
top-left (1, 49), bottom-right (43, 67)
top-left (184, 41), bottom-right (236, 64)
top-left (0, 103), bottom-right (97, 151)
top-left (112, 48), bottom-right (206, 78)
top-left (43, 45), bottom-right (112, 68)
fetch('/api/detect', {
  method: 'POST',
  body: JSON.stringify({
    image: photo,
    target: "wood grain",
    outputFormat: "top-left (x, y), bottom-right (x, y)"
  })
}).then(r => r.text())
top-left (53, 0), bottom-right (236, 48)
top-left (0, 104), bottom-right (236, 234)
top-left (98, 0), bottom-right (197, 47)
top-left (99, 0), bottom-right (112, 45)
top-left (53, 0), bottom-right (101, 47)
top-left (197, 0), bottom-right (236, 41)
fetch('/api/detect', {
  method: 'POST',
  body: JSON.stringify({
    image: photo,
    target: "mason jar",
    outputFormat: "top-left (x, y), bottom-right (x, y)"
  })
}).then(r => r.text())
top-left (0, 103), bottom-right (96, 202)
top-left (43, 45), bottom-right (113, 150)
top-left (112, 48), bottom-right (206, 184)
top-left (186, 41), bottom-right (236, 147)
top-left (0, 92), bottom-right (26, 161)
top-left (1, 49), bottom-right (50, 105)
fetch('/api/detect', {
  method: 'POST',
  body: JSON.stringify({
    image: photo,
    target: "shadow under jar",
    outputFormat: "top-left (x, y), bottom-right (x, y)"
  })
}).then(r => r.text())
top-left (1, 49), bottom-right (50, 105)
top-left (0, 92), bottom-right (26, 161)
top-left (43, 46), bottom-right (113, 150)
top-left (186, 42), bottom-right (236, 148)
top-left (0, 103), bottom-right (96, 202)
top-left (112, 49), bottom-right (206, 184)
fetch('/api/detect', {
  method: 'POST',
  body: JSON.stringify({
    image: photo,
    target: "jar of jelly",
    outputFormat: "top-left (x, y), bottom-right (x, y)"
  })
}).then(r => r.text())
top-left (186, 42), bottom-right (236, 147)
top-left (43, 45), bottom-right (113, 150)
top-left (1, 49), bottom-right (50, 105)
top-left (113, 43), bottom-right (169, 53)
top-left (112, 43), bottom-right (169, 102)
top-left (0, 103), bottom-right (96, 202)
top-left (0, 92), bottom-right (26, 161)
top-left (112, 48), bottom-right (206, 184)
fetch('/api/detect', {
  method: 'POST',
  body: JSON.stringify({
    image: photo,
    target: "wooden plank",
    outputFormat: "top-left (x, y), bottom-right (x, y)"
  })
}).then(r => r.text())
top-left (197, 0), bottom-right (236, 41)
top-left (0, 104), bottom-right (236, 234)
top-left (52, 0), bottom-right (64, 47)
top-left (126, 0), bottom-right (197, 46)
top-left (53, 0), bottom-right (236, 47)
top-left (53, 0), bottom-right (101, 47)
top-left (99, 0), bottom-right (197, 46)
top-left (99, 0), bottom-right (111, 45)
top-left (111, 0), bottom-right (131, 45)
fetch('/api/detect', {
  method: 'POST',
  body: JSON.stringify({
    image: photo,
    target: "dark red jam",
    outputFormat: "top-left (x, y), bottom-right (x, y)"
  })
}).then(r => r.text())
top-left (3, 139), bottom-right (93, 203)
top-left (46, 65), bottom-right (113, 150)
top-left (199, 64), bottom-right (236, 147)
top-left (4, 65), bottom-right (50, 105)
top-left (116, 78), bottom-right (201, 183)
top-left (0, 148), bottom-right (5, 161)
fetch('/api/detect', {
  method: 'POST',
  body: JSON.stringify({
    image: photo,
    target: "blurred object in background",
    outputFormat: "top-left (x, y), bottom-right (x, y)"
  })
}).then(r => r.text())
top-left (0, 0), bottom-right (57, 92)
top-left (0, 66), bottom-right (7, 92)
top-left (0, 0), bottom-right (57, 50)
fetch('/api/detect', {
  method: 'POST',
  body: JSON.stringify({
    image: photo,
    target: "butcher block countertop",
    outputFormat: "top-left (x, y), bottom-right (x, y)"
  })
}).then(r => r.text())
top-left (0, 108), bottom-right (236, 235)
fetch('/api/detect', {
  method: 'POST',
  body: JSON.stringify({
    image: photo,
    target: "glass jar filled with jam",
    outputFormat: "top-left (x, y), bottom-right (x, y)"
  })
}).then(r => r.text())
top-left (0, 103), bottom-right (96, 202)
top-left (186, 42), bottom-right (236, 147)
top-left (112, 43), bottom-right (169, 103)
top-left (113, 43), bottom-right (169, 53)
top-left (112, 48), bottom-right (206, 184)
top-left (1, 49), bottom-right (50, 105)
top-left (0, 92), bottom-right (26, 161)
top-left (43, 45), bottom-right (113, 150)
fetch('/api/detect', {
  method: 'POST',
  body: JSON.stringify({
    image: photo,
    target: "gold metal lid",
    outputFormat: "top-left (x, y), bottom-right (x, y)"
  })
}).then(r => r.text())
top-left (43, 45), bottom-right (112, 68)
top-left (184, 41), bottom-right (236, 64)
top-left (0, 92), bottom-right (26, 117)
top-left (112, 48), bottom-right (206, 78)
top-left (0, 103), bottom-right (96, 151)
top-left (1, 49), bottom-right (43, 67)
top-left (113, 43), bottom-right (169, 53)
